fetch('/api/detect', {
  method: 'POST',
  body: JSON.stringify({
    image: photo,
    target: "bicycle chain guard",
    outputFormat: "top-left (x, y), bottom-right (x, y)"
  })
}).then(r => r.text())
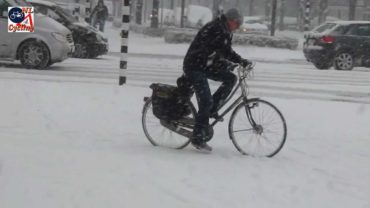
top-left (160, 117), bottom-right (214, 141)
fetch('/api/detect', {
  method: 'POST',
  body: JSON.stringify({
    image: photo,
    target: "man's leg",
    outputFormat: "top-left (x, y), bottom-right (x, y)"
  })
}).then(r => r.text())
top-left (99, 20), bottom-right (105, 32)
top-left (186, 71), bottom-right (213, 144)
top-left (207, 70), bottom-right (237, 114)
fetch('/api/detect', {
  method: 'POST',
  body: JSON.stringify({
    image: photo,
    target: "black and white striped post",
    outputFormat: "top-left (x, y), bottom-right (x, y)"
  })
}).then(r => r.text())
top-left (73, 0), bottom-right (80, 21)
top-left (304, 0), bottom-right (311, 31)
top-left (119, 0), bottom-right (130, 85)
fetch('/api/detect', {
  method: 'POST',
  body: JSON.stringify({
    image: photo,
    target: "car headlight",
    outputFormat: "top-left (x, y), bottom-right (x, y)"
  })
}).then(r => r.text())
top-left (52, 32), bottom-right (67, 43)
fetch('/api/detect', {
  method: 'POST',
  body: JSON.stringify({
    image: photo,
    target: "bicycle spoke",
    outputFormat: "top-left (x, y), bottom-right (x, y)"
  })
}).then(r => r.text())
top-left (229, 100), bottom-right (287, 157)
top-left (233, 128), bottom-right (254, 133)
top-left (142, 99), bottom-right (192, 149)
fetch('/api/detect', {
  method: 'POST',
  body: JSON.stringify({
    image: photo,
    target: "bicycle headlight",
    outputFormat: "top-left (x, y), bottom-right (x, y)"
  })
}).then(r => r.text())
top-left (51, 32), bottom-right (67, 43)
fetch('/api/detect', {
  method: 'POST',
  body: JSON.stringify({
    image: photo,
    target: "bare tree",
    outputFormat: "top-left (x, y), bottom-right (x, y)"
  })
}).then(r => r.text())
top-left (213, 0), bottom-right (223, 18)
top-left (181, 0), bottom-right (186, 28)
top-left (249, 0), bottom-right (255, 16)
top-left (270, 0), bottom-right (277, 36)
top-left (349, 0), bottom-right (357, 20)
top-left (279, 0), bottom-right (285, 30)
top-left (265, 0), bottom-right (271, 20)
top-left (151, 0), bottom-right (159, 28)
top-left (135, 0), bottom-right (143, 24)
top-left (318, 0), bottom-right (328, 24)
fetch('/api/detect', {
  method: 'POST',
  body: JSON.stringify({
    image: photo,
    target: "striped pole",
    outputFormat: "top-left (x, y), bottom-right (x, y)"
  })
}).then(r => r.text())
top-left (119, 0), bottom-right (130, 85)
top-left (304, 0), bottom-right (311, 31)
top-left (73, 0), bottom-right (80, 21)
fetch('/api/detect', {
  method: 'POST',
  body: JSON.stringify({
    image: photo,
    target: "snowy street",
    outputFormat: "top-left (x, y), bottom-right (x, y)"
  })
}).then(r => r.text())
top-left (1, 32), bottom-right (370, 207)
top-left (2, 52), bottom-right (370, 104)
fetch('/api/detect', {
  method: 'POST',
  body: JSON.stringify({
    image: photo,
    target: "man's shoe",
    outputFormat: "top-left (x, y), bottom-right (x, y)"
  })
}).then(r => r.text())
top-left (210, 112), bottom-right (224, 121)
top-left (192, 142), bottom-right (213, 152)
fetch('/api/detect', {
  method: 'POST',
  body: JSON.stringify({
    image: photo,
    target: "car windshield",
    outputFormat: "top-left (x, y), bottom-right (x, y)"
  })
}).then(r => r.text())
top-left (314, 23), bottom-right (337, 33)
top-left (55, 6), bottom-right (76, 23)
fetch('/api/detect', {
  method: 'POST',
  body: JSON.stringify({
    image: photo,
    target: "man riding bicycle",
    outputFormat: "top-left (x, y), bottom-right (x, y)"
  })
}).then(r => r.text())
top-left (182, 8), bottom-right (252, 151)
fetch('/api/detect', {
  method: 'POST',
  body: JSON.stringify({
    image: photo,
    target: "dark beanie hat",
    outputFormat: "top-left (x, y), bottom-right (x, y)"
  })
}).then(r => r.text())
top-left (224, 8), bottom-right (243, 25)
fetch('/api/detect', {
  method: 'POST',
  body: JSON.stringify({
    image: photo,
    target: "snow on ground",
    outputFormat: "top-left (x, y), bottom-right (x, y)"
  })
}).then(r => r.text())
top-left (1, 21), bottom-right (369, 208)
top-left (0, 72), bottom-right (370, 208)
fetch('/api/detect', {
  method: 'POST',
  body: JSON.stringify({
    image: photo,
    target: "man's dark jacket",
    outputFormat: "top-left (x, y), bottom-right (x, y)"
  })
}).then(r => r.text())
top-left (183, 15), bottom-right (242, 72)
top-left (92, 5), bottom-right (109, 20)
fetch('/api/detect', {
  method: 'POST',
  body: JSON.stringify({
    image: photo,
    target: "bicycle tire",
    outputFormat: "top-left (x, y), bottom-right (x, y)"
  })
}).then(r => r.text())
top-left (228, 99), bottom-right (287, 157)
top-left (141, 97), bottom-right (195, 149)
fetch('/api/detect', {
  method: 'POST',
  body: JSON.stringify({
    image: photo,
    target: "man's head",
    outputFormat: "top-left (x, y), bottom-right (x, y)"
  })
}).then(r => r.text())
top-left (224, 8), bottom-right (243, 32)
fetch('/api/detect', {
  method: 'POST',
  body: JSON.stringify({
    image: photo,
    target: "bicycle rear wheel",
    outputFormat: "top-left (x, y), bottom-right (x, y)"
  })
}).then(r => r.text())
top-left (141, 97), bottom-right (194, 149)
top-left (228, 99), bottom-right (287, 157)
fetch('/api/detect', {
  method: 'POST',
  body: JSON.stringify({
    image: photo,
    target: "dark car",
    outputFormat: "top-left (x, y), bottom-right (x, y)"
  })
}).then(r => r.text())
top-left (28, 0), bottom-right (108, 59)
top-left (303, 21), bottom-right (370, 70)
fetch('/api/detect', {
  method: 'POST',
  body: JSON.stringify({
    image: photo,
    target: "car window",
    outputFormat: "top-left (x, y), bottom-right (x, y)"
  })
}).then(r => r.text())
top-left (314, 23), bottom-right (337, 33)
top-left (46, 8), bottom-right (62, 21)
top-left (330, 25), bottom-right (350, 35)
top-left (347, 24), bottom-right (370, 36)
top-left (33, 5), bottom-right (47, 15)
top-left (55, 6), bottom-right (76, 23)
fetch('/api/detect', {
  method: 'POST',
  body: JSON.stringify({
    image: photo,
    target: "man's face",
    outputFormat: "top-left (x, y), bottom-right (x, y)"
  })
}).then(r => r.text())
top-left (228, 20), bottom-right (240, 32)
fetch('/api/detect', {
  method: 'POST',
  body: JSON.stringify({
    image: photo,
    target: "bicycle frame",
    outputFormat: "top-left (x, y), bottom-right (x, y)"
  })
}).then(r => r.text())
top-left (210, 64), bottom-right (259, 128)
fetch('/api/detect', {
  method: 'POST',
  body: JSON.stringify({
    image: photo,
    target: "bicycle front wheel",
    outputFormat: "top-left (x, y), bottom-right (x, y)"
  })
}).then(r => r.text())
top-left (141, 97), bottom-right (194, 149)
top-left (228, 99), bottom-right (287, 157)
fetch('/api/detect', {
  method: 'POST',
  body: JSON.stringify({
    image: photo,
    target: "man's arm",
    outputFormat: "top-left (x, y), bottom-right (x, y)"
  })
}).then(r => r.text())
top-left (208, 30), bottom-right (242, 63)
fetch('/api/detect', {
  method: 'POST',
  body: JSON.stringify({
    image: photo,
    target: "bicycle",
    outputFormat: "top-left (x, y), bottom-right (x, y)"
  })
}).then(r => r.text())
top-left (141, 63), bottom-right (287, 157)
top-left (10, 11), bottom-right (24, 20)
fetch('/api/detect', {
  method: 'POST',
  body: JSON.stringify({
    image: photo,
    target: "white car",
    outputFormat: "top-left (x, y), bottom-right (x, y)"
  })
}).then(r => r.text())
top-left (239, 16), bottom-right (269, 35)
top-left (0, 0), bottom-right (74, 69)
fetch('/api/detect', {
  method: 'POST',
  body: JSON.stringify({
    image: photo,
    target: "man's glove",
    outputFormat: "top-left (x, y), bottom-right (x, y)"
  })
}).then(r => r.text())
top-left (240, 58), bottom-right (252, 68)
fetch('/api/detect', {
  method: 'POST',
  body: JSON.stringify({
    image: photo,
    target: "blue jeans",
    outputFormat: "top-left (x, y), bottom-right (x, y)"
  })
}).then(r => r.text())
top-left (185, 68), bottom-right (237, 143)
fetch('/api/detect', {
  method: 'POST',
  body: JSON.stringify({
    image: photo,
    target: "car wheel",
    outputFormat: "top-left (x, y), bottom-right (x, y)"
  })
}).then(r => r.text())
top-left (19, 40), bottom-right (50, 69)
top-left (334, 51), bottom-right (354, 71)
top-left (73, 43), bottom-right (88, 58)
top-left (313, 61), bottom-right (332, 70)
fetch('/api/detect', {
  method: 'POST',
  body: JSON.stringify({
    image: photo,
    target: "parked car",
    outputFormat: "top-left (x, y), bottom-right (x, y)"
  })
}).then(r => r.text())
top-left (239, 16), bottom-right (269, 35)
top-left (28, 0), bottom-right (109, 59)
top-left (303, 21), bottom-right (370, 70)
top-left (0, 0), bottom-right (74, 69)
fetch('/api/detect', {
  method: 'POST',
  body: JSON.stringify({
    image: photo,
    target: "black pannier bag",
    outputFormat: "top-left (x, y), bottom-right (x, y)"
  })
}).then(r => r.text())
top-left (150, 76), bottom-right (194, 120)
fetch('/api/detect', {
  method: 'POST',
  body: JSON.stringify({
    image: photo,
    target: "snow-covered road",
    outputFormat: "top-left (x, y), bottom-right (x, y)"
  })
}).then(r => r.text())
top-left (1, 54), bottom-right (370, 104)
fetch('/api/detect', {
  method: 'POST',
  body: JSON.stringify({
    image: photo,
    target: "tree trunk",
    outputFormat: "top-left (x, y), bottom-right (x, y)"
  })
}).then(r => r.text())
top-left (213, 0), bottom-right (223, 19)
top-left (249, 0), bottom-right (255, 16)
top-left (270, 0), bottom-right (277, 36)
top-left (135, 0), bottom-right (143, 24)
top-left (180, 0), bottom-right (185, 28)
top-left (349, 0), bottom-right (357, 20)
top-left (151, 0), bottom-right (159, 28)
top-left (279, 0), bottom-right (285, 30)
top-left (318, 0), bottom-right (328, 24)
